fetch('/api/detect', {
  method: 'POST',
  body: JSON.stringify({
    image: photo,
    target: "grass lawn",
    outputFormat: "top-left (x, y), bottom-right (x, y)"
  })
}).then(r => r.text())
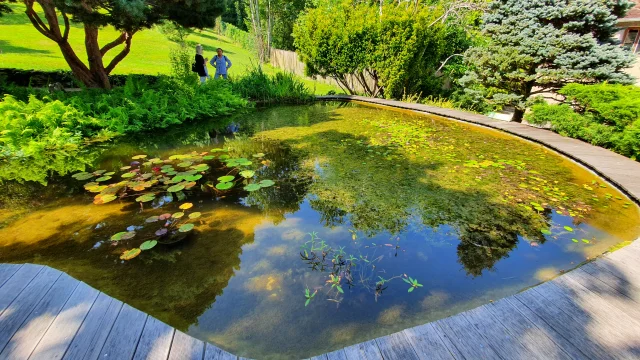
top-left (0, 3), bottom-right (339, 94)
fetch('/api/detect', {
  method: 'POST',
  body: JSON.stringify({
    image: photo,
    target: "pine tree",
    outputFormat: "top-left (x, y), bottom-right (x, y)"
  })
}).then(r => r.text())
top-left (462, 0), bottom-right (636, 122)
top-left (17, 0), bottom-right (225, 89)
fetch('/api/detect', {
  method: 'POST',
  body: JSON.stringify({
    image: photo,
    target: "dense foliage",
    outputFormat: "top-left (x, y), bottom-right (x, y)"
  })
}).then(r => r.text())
top-left (231, 67), bottom-right (314, 103)
top-left (18, 0), bottom-right (226, 88)
top-left (526, 83), bottom-right (640, 160)
top-left (462, 0), bottom-right (636, 122)
top-left (293, 0), bottom-right (475, 99)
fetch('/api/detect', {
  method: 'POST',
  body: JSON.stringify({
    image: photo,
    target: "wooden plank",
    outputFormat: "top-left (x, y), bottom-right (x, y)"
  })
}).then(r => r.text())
top-left (547, 276), bottom-right (640, 358)
top-left (374, 331), bottom-right (420, 360)
top-left (204, 343), bottom-right (236, 360)
top-left (570, 267), bottom-right (640, 308)
top-left (513, 287), bottom-right (611, 359)
top-left (168, 330), bottom-right (204, 360)
top-left (307, 355), bottom-right (327, 360)
top-left (0, 264), bottom-right (21, 288)
top-left (29, 282), bottom-right (100, 360)
top-left (0, 264), bottom-right (43, 316)
top-left (463, 304), bottom-right (544, 360)
top-left (0, 272), bottom-right (79, 360)
top-left (0, 266), bottom-right (61, 353)
top-left (485, 299), bottom-right (576, 360)
top-left (95, 303), bottom-right (148, 360)
top-left (434, 313), bottom-right (502, 359)
top-left (325, 349), bottom-right (348, 360)
top-left (592, 257), bottom-right (640, 287)
top-left (342, 339), bottom-right (383, 360)
top-left (63, 294), bottom-right (123, 360)
top-left (580, 262), bottom-right (640, 302)
top-left (132, 316), bottom-right (174, 360)
top-left (403, 323), bottom-right (457, 360)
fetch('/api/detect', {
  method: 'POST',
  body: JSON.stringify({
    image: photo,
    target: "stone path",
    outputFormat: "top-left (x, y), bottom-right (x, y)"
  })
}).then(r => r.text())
top-left (2, 96), bottom-right (640, 359)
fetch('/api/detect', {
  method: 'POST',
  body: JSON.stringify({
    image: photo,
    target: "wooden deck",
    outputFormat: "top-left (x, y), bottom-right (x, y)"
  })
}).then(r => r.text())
top-left (1, 241), bottom-right (640, 359)
top-left (3, 98), bottom-right (640, 359)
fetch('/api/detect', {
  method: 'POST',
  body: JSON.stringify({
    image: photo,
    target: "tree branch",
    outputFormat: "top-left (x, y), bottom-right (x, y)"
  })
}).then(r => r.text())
top-left (24, 4), bottom-right (57, 41)
top-left (434, 54), bottom-right (463, 76)
top-left (100, 32), bottom-right (127, 56)
top-left (62, 11), bottom-right (70, 41)
top-left (105, 31), bottom-right (135, 74)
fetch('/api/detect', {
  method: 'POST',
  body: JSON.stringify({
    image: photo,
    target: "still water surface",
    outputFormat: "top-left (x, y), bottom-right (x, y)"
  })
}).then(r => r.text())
top-left (1, 102), bottom-right (639, 359)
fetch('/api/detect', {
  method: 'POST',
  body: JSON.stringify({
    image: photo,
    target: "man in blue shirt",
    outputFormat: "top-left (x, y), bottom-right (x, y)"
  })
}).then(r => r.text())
top-left (209, 48), bottom-right (232, 79)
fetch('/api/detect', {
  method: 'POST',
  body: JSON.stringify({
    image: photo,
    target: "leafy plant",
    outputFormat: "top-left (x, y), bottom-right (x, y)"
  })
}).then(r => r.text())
top-left (403, 276), bottom-right (423, 293)
top-left (304, 287), bottom-right (317, 307)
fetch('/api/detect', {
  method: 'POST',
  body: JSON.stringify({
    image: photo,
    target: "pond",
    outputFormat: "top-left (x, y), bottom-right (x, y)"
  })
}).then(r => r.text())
top-left (0, 102), bottom-right (639, 359)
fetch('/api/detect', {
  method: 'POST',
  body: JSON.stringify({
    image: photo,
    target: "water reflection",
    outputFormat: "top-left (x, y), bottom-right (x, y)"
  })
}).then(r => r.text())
top-left (0, 102), bottom-right (638, 359)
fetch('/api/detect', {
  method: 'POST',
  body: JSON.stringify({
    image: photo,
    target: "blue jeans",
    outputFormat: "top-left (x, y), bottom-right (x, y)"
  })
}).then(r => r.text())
top-left (215, 72), bottom-right (228, 79)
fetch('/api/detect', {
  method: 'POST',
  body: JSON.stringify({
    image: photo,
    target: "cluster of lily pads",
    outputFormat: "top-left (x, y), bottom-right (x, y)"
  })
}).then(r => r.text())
top-left (71, 148), bottom-right (275, 206)
top-left (112, 202), bottom-right (201, 261)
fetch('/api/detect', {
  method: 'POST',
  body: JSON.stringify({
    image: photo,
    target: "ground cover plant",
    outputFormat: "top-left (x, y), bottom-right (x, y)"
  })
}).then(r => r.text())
top-left (526, 83), bottom-right (640, 160)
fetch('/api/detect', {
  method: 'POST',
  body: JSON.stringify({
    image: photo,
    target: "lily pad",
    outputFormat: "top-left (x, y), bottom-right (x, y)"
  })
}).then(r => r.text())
top-left (215, 182), bottom-right (234, 190)
top-left (110, 232), bottom-right (128, 241)
top-left (179, 203), bottom-right (193, 210)
top-left (259, 179), bottom-right (275, 188)
top-left (252, 153), bottom-right (265, 158)
top-left (95, 176), bottom-right (112, 182)
top-left (563, 226), bottom-right (574, 232)
top-left (132, 155), bottom-right (148, 160)
top-left (186, 174), bottom-right (202, 181)
top-left (93, 170), bottom-right (107, 175)
top-left (158, 213), bottom-right (172, 220)
top-left (136, 194), bottom-right (155, 203)
top-left (86, 185), bottom-right (108, 193)
top-left (120, 166), bottom-right (132, 171)
top-left (155, 228), bottom-right (168, 236)
top-left (172, 212), bottom-right (185, 219)
top-left (582, 239), bottom-right (590, 244)
top-left (72, 172), bottom-right (94, 181)
top-left (244, 183), bottom-right (262, 192)
top-left (120, 248), bottom-right (141, 260)
top-left (239, 170), bottom-right (255, 178)
top-left (94, 194), bottom-right (117, 204)
top-left (177, 161), bottom-right (193, 167)
top-left (145, 216), bottom-right (160, 223)
top-left (217, 175), bottom-right (235, 182)
top-left (540, 229), bottom-right (552, 235)
top-left (572, 238), bottom-right (579, 243)
top-left (188, 212), bottom-right (201, 219)
top-left (167, 184), bottom-right (185, 192)
top-left (203, 155), bottom-right (215, 160)
top-left (179, 223), bottom-right (195, 233)
top-left (140, 240), bottom-right (158, 251)
top-left (121, 172), bottom-right (136, 179)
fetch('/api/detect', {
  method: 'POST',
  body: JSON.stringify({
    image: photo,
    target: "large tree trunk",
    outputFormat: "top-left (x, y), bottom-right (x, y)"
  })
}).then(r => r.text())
top-left (511, 82), bottom-right (534, 123)
top-left (23, 0), bottom-right (134, 89)
top-left (511, 107), bottom-right (525, 123)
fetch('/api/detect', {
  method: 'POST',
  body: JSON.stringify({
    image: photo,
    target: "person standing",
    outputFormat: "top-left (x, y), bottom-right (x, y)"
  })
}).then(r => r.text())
top-left (210, 48), bottom-right (232, 79)
top-left (194, 45), bottom-right (209, 83)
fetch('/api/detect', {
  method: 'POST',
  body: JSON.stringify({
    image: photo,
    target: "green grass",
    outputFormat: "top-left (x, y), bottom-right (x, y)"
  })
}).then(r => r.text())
top-left (0, 3), bottom-right (339, 94)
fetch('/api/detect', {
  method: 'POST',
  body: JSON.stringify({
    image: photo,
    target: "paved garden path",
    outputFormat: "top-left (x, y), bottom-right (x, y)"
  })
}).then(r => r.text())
top-left (2, 97), bottom-right (640, 359)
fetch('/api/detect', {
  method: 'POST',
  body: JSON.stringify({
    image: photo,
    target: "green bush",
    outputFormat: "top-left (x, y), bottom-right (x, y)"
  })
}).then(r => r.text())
top-left (231, 67), bottom-right (314, 104)
top-left (526, 83), bottom-right (640, 160)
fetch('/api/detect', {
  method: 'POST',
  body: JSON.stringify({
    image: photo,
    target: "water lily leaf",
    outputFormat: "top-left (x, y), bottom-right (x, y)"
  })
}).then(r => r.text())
top-left (582, 239), bottom-right (590, 244)
top-left (140, 240), bottom-right (158, 251)
top-left (210, 148), bottom-right (228, 152)
top-left (72, 172), bottom-right (94, 181)
top-left (110, 232), bottom-right (127, 241)
top-left (132, 155), bottom-right (147, 160)
top-left (186, 174), bottom-right (202, 181)
top-left (155, 228), bottom-right (168, 236)
top-left (121, 172), bottom-right (136, 179)
top-left (132, 185), bottom-right (146, 191)
top-left (252, 153), bottom-right (265, 158)
top-left (172, 212), bottom-right (184, 219)
top-left (203, 155), bottom-right (215, 160)
top-left (179, 203), bottom-right (193, 210)
top-left (136, 194), bottom-right (155, 203)
top-left (177, 161), bottom-right (193, 167)
top-left (184, 182), bottom-right (197, 189)
top-left (158, 213), bottom-right (172, 220)
top-left (172, 176), bottom-right (185, 183)
top-left (189, 212), bottom-right (201, 219)
top-left (145, 216), bottom-right (159, 223)
top-left (94, 194), bottom-right (117, 204)
top-left (218, 175), bottom-right (235, 182)
top-left (93, 170), bottom-right (107, 175)
top-left (179, 224), bottom-right (194, 232)
top-left (215, 182), bottom-right (234, 190)
top-left (540, 229), bottom-right (552, 235)
top-left (95, 176), bottom-right (112, 182)
top-left (244, 183), bottom-right (261, 192)
top-left (104, 172), bottom-right (115, 176)
top-left (239, 170), bottom-right (255, 178)
top-left (120, 166), bottom-right (132, 171)
top-left (259, 179), bottom-right (275, 187)
top-left (167, 184), bottom-right (185, 192)
top-left (572, 238), bottom-right (579, 243)
top-left (120, 248), bottom-right (141, 260)
top-left (564, 226), bottom-right (574, 232)
top-left (219, 154), bottom-right (230, 160)
top-left (121, 231), bottom-right (136, 240)
top-left (86, 185), bottom-right (108, 193)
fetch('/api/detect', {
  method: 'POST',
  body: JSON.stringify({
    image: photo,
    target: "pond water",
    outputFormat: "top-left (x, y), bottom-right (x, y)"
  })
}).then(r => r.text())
top-left (1, 102), bottom-right (639, 359)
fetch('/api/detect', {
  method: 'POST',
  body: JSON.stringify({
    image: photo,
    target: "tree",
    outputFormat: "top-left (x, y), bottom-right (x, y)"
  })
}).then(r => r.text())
top-left (461, 0), bottom-right (636, 122)
top-left (293, 0), bottom-right (479, 98)
top-left (20, 0), bottom-right (225, 89)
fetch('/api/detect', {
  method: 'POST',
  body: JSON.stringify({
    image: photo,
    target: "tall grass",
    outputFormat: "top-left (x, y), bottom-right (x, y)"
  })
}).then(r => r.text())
top-left (231, 67), bottom-right (314, 104)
